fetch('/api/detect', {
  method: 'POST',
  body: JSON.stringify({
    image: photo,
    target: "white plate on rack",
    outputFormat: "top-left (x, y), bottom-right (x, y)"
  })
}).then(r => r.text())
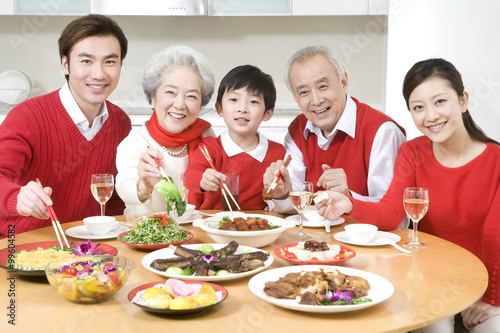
top-left (334, 231), bottom-right (401, 246)
top-left (65, 225), bottom-right (130, 240)
top-left (248, 265), bottom-right (394, 313)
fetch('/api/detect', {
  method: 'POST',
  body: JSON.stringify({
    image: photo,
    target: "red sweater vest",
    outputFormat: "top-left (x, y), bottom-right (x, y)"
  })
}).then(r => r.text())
top-left (184, 136), bottom-right (286, 210)
top-left (0, 90), bottom-right (131, 237)
top-left (289, 97), bottom-right (405, 194)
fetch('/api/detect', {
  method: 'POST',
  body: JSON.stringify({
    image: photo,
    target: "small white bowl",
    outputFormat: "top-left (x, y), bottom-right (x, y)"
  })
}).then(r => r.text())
top-left (83, 216), bottom-right (116, 235)
top-left (344, 224), bottom-right (378, 244)
top-left (168, 204), bottom-right (196, 221)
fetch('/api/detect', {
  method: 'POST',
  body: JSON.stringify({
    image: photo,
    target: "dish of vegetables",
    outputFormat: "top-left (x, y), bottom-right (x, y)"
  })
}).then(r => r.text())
top-left (117, 213), bottom-right (193, 250)
top-left (0, 240), bottom-right (118, 276)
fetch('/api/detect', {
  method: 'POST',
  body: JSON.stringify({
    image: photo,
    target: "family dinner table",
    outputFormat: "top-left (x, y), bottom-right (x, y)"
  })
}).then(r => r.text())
top-left (0, 211), bottom-right (488, 333)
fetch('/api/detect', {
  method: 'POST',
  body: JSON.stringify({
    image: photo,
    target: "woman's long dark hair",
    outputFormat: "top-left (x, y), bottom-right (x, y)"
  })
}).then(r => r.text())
top-left (402, 58), bottom-right (500, 146)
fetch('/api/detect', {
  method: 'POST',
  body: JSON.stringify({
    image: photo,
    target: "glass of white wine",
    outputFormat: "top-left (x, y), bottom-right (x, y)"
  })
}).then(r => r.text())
top-left (403, 187), bottom-right (429, 249)
top-left (90, 174), bottom-right (114, 216)
top-left (290, 181), bottom-right (314, 240)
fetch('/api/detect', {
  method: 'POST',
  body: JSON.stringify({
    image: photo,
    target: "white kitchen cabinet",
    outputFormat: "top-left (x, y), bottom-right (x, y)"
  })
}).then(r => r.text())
top-left (0, 1), bottom-right (14, 15)
top-left (292, 0), bottom-right (369, 15)
top-left (15, 0), bottom-right (90, 15)
top-left (91, 0), bottom-right (206, 16)
top-left (208, 0), bottom-right (291, 16)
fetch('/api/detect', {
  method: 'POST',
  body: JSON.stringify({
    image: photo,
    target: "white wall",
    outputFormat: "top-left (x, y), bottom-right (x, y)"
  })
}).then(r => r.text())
top-left (386, 0), bottom-right (500, 141)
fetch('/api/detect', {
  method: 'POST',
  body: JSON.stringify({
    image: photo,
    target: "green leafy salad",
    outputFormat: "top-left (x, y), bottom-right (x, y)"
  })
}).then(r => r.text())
top-left (117, 214), bottom-right (190, 245)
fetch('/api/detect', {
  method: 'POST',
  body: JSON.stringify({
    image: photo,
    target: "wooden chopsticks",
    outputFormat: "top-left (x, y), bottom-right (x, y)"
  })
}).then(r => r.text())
top-left (267, 155), bottom-right (292, 193)
top-left (199, 145), bottom-right (241, 211)
top-left (35, 178), bottom-right (70, 248)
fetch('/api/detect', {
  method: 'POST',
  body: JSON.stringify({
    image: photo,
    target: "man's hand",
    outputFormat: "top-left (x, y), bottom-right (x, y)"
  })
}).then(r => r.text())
top-left (263, 160), bottom-right (292, 200)
top-left (461, 300), bottom-right (500, 329)
top-left (200, 169), bottom-right (226, 192)
top-left (317, 164), bottom-right (349, 195)
top-left (16, 181), bottom-right (53, 219)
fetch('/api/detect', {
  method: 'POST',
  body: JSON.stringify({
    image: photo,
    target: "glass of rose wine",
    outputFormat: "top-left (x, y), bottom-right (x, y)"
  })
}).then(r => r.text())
top-left (90, 174), bottom-right (114, 216)
top-left (403, 187), bottom-right (429, 249)
top-left (290, 181), bottom-right (314, 240)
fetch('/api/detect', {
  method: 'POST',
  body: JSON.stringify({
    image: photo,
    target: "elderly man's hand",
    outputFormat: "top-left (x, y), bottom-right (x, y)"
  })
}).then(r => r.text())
top-left (461, 300), bottom-right (500, 329)
top-left (315, 190), bottom-right (353, 220)
top-left (263, 160), bottom-right (292, 200)
top-left (317, 164), bottom-right (350, 195)
top-left (16, 181), bottom-right (53, 219)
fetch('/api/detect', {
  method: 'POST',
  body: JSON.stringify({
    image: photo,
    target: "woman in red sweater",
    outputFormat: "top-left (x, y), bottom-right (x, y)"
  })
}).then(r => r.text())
top-left (317, 58), bottom-right (500, 332)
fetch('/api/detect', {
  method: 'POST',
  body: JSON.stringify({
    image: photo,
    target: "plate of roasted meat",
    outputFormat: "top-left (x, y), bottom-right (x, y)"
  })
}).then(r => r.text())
top-left (248, 265), bottom-right (394, 313)
top-left (142, 241), bottom-right (273, 281)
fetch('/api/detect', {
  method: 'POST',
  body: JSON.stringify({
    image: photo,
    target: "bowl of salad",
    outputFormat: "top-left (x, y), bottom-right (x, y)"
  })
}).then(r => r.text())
top-left (45, 254), bottom-right (132, 303)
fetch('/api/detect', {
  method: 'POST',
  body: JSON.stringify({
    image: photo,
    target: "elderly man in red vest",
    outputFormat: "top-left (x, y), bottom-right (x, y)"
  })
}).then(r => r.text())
top-left (264, 46), bottom-right (406, 214)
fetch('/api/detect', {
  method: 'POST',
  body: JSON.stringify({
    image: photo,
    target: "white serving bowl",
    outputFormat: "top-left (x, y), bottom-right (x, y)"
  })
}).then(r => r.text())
top-left (168, 203), bottom-right (196, 221)
top-left (192, 212), bottom-right (295, 248)
top-left (344, 224), bottom-right (378, 244)
top-left (83, 216), bottom-right (116, 235)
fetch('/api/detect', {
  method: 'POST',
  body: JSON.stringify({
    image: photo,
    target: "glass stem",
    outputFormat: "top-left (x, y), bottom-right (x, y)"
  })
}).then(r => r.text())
top-left (412, 220), bottom-right (419, 243)
top-left (100, 203), bottom-right (105, 216)
top-left (298, 213), bottom-right (304, 234)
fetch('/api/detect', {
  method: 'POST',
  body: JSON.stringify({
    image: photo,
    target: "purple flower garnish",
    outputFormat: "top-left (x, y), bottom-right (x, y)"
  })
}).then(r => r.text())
top-left (199, 255), bottom-right (219, 263)
top-left (322, 290), bottom-right (354, 304)
top-left (72, 239), bottom-right (101, 256)
top-left (76, 269), bottom-right (93, 277)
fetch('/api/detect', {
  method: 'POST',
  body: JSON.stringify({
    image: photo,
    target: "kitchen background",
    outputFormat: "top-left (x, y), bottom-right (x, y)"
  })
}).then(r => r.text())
top-left (0, 0), bottom-right (499, 143)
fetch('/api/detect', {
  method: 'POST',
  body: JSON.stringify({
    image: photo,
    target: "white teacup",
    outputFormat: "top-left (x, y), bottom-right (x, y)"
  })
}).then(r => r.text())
top-left (83, 216), bottom-right (116, 235)
top-left (168, 204), bottom-right (196, 221)
top-left (344, 224), bottom-right (378, 244)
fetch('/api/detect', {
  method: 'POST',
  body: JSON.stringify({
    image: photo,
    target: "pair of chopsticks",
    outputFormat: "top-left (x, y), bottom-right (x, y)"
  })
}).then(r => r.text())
top-left (147, 146), bottom-right (171, 181)
top-left (35, 178), bottom-right (70, 248)
top-left (267, 155), bottom-right (292, 193)
top-left (199, 145), bottom-right (241, 212)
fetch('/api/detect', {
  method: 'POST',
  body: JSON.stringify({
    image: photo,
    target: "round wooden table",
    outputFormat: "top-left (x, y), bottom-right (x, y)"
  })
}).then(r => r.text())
top-left (0, 212), bottom-right (488, 332)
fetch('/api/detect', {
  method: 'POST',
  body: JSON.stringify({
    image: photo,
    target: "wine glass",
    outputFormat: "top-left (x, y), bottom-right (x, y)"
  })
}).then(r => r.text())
top-left (290, 181), bottom-right (314, 240)
top-left (173, 175), bottom-right (188, 201)
top-left (403, 187), bottom-right (429, 249)
top-left (90, 174), bottom-right (114, 216)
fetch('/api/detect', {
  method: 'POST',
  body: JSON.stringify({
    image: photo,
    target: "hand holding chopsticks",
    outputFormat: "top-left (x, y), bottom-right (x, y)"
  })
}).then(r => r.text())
top-left (147, 146), bottom-right (169, 180)
top-left (267, 155), bottom-right (292, 193)
top-left (35, 178), bottom-right (70, 248)
top-left (199, 145), bottom-right (241, 211)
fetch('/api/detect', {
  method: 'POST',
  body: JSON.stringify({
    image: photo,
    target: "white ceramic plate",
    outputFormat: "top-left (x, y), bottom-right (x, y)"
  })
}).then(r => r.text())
top-left (248, 265), bottom-right (394, 313)
top-left (176, 211), bottom-right (203, 225)
top-left (65, 225), bottom-right (130, 240)
top-left (334, 231), bottom-right (401, 246)
top-left (285, 215), bottom-right (344, 228)
top-left (142, 243), bottom-right (273, 281)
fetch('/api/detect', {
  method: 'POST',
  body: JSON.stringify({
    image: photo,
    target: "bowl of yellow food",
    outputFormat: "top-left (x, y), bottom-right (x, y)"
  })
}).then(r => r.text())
top-left (45, 254), bottom-right (132, 303)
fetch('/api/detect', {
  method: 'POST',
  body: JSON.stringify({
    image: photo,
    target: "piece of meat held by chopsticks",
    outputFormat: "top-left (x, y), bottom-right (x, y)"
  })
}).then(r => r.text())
top-left (313, 191), bottom-right (329, 204)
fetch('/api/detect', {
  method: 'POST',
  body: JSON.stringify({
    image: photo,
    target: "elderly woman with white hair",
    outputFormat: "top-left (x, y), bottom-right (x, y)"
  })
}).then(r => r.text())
top-left (116, 45), bottom-right (215, 214)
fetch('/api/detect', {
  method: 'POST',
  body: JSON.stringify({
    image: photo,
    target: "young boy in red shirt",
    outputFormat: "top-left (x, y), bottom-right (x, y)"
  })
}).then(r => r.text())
top-left (185, 65), bottom-right (285, 210)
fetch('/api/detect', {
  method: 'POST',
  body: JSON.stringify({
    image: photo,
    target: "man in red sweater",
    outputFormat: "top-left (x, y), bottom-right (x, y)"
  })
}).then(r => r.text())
top-left (264, 46), bottom-right (406, 214)
top-left (0, 15), bottom-right (131, 237)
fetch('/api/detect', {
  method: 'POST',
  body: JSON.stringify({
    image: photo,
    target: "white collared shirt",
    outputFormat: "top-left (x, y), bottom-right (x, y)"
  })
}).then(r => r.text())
top-left (59, 83), bottom-right (109, 141)
top-left (271, 95), bottom-right (407, 214)
top-left (220, 130), bottom-right (269, 162)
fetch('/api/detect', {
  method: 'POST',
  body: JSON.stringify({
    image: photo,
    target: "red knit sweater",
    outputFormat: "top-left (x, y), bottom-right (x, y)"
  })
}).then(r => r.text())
top-left (184, 136), bottom-right (285, 210)
top-left (289, 97), bottom-right (406, 194)
top-left (0, 90), bottom-right (131, 237)
top-left (350, 136), bottom-right (500, 306)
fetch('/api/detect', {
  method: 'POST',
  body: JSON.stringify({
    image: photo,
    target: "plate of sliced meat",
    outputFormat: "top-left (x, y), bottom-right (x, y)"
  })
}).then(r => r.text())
top-left (248, 265), bottom-right (394, 313)
top-left (142, 242), bottom-right (273, 281)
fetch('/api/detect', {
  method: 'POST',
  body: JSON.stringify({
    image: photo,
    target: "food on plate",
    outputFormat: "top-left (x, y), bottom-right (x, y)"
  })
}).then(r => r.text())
top-left (12, 239), bottom-right (102, 270)
top-left (264, 268), bottom-right (372, 306)
top-left (217, 216), bottom-right (280, 231)
top-left (46, 255), bottom-right (131, 303)
top-left (132, 279), bottom-right (220, 310)
top-left (155, 176), bottom-right (187, 216)
top-left (150, 241), bottom-right (270, 276)
top-left (313, 191), bottom-right (329, 204)
top-left (282, 240), bottom-right (353, 261)
top-left (117, 213), bottom-right (190, 245)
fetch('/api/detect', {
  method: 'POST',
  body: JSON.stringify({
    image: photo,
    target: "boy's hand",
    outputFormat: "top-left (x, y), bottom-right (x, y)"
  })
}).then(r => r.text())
top-left (201, 169), bottom-right (226, 192)
top-left (17, 181), bottom-right (53, 219)
top-left (317, 164), bottom-right (350, 195)
top-left (137, 147), bottom-right (163, 195)
top-left (263, 161), bottom-right (291, 200)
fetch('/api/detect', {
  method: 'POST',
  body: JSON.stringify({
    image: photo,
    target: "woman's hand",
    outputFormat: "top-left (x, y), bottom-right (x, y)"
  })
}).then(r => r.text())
top-left (461, 300), bottom-right (500, 329)
top-left (315, 190), bottom-right (353, 220)
top-left (263, 160), bottom-right (292, 200)
top-left (16, 181), bottom-right (52, 219)
top-left (137, 147), bottom-right (162, 196)
top-left (200, 169), bottom-right (226, 192)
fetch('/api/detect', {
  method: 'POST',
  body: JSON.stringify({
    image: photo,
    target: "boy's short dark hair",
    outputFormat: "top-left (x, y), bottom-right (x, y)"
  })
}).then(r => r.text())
top-left (216, 65), bottom-right (276, 112)
top-left (58, 14), bottom-right (128, 79)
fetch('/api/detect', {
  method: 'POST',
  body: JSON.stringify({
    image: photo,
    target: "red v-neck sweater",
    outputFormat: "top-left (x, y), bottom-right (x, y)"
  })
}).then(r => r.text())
top-left (184, 136), bottom-right (286, 210)
top-left (0, 90), bottom-right (131, 237)
top-left (349, 136), bottom-right (500, 305)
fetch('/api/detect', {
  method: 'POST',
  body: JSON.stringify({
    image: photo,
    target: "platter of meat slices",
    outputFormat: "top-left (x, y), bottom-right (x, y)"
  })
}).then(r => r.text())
top-left (248, 265), bottom-right (394, 313)
top-left (142, 242), bottom-right (273, 281)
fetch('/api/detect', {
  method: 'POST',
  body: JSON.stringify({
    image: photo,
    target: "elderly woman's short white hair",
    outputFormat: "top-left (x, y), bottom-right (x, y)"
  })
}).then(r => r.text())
top-left (284, 46), bottom-right (347, 92)
top-left (142, 45), bottom-right (215, 106)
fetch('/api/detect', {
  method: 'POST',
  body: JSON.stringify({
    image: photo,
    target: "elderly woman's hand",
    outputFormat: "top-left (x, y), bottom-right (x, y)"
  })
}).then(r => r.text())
top-left (200, 169), bottom-right (226, 192)
top-left (137, 147), bottom-right (162, 196)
